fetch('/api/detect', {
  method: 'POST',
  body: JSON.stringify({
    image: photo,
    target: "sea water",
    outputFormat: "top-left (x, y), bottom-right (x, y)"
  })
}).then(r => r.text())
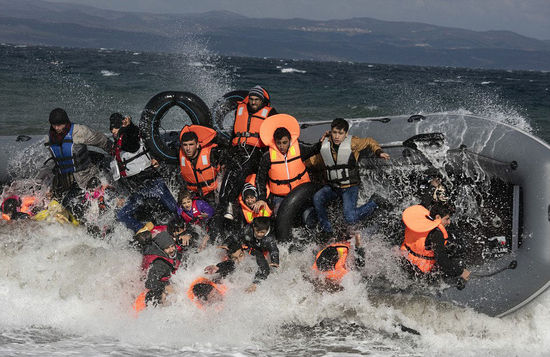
top-left (1, 42), bottom-right (550, 356)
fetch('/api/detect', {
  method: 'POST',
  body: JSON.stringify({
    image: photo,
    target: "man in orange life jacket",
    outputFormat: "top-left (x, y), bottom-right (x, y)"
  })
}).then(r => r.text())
top-left (179, 127), bottom-right (225, 207)
top-left (256, 114), bottom-right (321, 214)
top-left (401, 202), bottom-right (470, 281)
top-left (110, 113), bottom-right (179, 233)
top-left (218, 85), bottom-right (278, 221)
top-left (308, 118), bottom-right (390, 234)
top-left (142, 230), bottom-right (183, 306)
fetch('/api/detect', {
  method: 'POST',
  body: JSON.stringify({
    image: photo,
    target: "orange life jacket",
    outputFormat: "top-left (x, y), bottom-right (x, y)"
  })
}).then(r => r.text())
top-left (259, 114), bottom-right (310, 197)
top-left (1, 195), bottom-right (37, 220)
top-left (132, 289), bottom-right (148, 315)
top-left (232, 92), bottom-right (274, 147)
top-left (238, 174), bottom-right (272, 224)
top-left (312, 242), bottom-right (350, 283)
top-left (187, 277), bottom-right (227, 309)
top-left (179, 125), bottom-right (220, 196)
top-left (401, 205), bottom-right (448, 273)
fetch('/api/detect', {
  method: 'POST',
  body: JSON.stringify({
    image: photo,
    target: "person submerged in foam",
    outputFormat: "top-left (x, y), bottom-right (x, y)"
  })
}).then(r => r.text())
top-left (311, 230), bottom-right (366, 291)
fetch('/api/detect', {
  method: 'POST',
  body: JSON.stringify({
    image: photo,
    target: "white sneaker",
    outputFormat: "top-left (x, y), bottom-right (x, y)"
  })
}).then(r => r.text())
top-left (223, 203), bottom-right (234, 220)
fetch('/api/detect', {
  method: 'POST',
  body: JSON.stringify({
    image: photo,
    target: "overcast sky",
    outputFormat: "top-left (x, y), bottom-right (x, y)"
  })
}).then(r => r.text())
top-left (46, 0), bottom-right (550, 40)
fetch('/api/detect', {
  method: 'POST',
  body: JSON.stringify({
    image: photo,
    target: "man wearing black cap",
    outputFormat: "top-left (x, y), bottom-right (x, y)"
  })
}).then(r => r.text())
top-left (109, 112), bottom-right (178, 233)
top-left (142, 230), bottom-right (183, 306)
top-left (44, 108), bottom-right (112, 218)
top-left (218, 85), bottom-right (278, 222)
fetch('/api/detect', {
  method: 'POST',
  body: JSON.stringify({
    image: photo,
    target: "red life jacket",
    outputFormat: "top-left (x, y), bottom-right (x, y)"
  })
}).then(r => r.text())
top-left (180, 200), bottom-right (204, 224)
top-left (312, 242), bottom-right (350, 283)
top-left (141, 254), bottom-right (181, 281)
top-left (401, 205), bottom-right (448, 273)
top-left (232, 92), bottom-right (274, 147)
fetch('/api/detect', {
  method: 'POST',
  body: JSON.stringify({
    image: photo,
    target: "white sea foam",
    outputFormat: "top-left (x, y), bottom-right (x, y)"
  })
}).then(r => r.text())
top-left (100, 70), bottom-right (120, 77)
top-left (280, 68), bottom-right (306, 74)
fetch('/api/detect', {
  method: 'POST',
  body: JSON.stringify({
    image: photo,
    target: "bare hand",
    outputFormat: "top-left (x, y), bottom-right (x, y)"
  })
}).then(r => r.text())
top-left (461, 269), bottom-right (471, 281)
top-left (379, 152), bottom-right (390, 160)
top-left (198, 235), bottom-right (210, 251)
top-left (116, 198), bottom-right (126, 208)
top-left (245, 283), bottom-right (257, 293)
top-left (269, 263), bottom-right (279, 268)
top-left (199, 212), bottom-right (209, 219)
top-left (320, 130), bottom-right (330, 142)
top-left (204, 265), bottom-right (219, 274)
top-left (252, 200), bottom-right (267, 213)
top-left (151, 158), bottom-right (160, 168)
top-left (179, 234), bottom-right (192, 246)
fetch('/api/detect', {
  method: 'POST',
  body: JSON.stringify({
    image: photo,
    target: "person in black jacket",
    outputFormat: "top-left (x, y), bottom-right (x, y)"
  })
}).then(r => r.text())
top-left (109, 113), bottom-right (179, 232)
top-left (207, 217), bottom-right (279, 293)
top-left (142, 231), bottom-right (183, 306)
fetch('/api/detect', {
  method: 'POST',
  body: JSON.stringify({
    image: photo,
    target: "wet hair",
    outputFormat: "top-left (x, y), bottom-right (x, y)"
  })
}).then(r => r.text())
top-left (167, 216), bottom-right (187, 236)
top-left (252, 216), bottom-right (271, 232)
top-left (180, 131), bottom-right (198, 144)
top-left (1, 198), bottom-right (21, 216)
top-left (331, 118), bottom-right (349, 132)
top-left (193, 283), bottom-right (214, 301)
top-left (109, 113), bottom-right (124, 130)
top-left (49, 108), bottom-right (70, 125)
top-left (226, 239), bottom-right (243, 255)
top-left (273, 127), bottom-right (291, 142)
top-left (429, 202), bottom-right (454, 218)
top-left (177, 188), bottom-right (194, 204)
top-left (316, 246), bottom-right (341, 271)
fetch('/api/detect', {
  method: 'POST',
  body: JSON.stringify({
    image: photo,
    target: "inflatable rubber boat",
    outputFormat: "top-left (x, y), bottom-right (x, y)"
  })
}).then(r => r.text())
top-left (2, 91), bottom-right (549, 318)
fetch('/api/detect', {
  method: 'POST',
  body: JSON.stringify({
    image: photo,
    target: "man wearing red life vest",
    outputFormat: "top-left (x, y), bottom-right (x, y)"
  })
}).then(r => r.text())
top-left (218, 85), bottom-right (278, 220)
top-left (401, 202), bottom-right (470, 281)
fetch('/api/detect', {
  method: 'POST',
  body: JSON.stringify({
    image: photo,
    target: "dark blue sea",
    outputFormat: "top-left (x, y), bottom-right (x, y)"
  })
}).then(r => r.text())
top-left (1, 42), bottom-right (550, 356)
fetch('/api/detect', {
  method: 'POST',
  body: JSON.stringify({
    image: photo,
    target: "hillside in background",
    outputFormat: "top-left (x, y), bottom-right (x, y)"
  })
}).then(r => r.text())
top-left (1, 0), bottom-right (550, 70)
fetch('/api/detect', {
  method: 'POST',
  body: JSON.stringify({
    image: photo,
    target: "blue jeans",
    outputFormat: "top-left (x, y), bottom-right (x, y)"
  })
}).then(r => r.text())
top-left (117, 178), bottom-right (178, 232)
top-left (313, 185), bottom-right (377, 233)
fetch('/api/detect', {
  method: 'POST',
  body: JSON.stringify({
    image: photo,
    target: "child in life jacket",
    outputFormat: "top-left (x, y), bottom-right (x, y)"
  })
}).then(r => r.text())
top-left (234, 177), bottom-right (272, 229)
top-left (177, 188), bottom-right (214, 229)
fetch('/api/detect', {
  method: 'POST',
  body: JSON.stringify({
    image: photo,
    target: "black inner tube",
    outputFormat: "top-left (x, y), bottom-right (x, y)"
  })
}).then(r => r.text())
top-left (275, 182), bottom-right (319, 242)
top-left (211, 90), bottom-right (248, 138)
top-left (139, 91), bottom-right (212, 164)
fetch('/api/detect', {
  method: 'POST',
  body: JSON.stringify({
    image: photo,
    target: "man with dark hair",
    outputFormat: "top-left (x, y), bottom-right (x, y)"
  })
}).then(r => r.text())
top-left (218, 85), bottom-right (278, 220)
top-left (256, 115), bottom-right (321, 214)
top-left (110, 112), bottom-right (178, 233)
top-left (308, 117), bottom-right (390, 234)
top-left (43, 108), bottom-right (112, 219)
top-left (178, 125), bottom-right (225, 207)
top-left (401, 202), bottom-right (470, 281)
